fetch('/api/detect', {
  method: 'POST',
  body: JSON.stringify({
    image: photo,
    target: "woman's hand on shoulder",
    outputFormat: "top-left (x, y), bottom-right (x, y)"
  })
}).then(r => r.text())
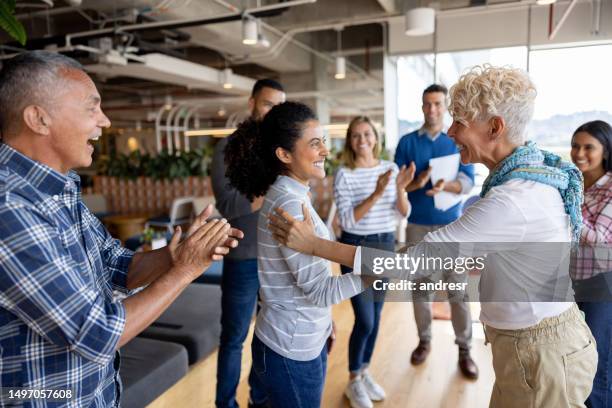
top-left (268, 202), bottom-right (317, 254)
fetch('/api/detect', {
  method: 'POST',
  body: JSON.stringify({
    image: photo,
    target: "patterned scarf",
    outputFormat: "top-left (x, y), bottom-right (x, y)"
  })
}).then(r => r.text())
top-left (480, 141), bottom-right (583, 241)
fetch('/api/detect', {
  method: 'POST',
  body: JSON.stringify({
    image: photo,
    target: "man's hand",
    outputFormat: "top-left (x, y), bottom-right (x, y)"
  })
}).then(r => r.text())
top-left (168, 217), bottom-right (243, 283)
top-left (185, 203), bottom-right (244, 252)
top-left (425, 179), bottom-right (445, 196)
top-left (183, 204), bottom-right (210, 237)
top-left (268, 203), bottom-right (317, 254)
top-left (405, 165), bottom-right (431, 193)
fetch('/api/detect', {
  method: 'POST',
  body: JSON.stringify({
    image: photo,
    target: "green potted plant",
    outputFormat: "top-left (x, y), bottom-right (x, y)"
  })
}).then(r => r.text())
top-left (0, 0), bottom-right (26, 45)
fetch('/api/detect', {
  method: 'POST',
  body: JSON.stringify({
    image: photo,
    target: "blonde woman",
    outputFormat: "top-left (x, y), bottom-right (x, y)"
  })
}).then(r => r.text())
top-left (269, 66), bottom-right (597, 408)
top-left (335, 116), bottom-right (413, 408)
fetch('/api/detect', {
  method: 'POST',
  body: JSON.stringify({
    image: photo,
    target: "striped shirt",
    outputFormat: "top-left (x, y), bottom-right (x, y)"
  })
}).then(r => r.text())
top-left (0, 143), bottom-right (131, 407)
top-left (571, 172), bottom-right (612, 280)
top-left (256, 175), bottom-right (362, 361)
top-left (334, 160), bottom-right (405, 235)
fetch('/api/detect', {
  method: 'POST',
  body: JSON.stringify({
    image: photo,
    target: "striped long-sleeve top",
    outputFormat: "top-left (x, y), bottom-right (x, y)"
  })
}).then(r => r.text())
top-left (334, 160), bottom-right (407, 235)
top-left (256, 175), bottom-right (363, 361)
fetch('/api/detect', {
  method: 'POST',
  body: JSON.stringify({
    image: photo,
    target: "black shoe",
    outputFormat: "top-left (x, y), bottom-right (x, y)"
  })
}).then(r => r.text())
top-left (458, 348), bottom-right (479, 380)
top-left (410, 340), bottom-right (431, 365)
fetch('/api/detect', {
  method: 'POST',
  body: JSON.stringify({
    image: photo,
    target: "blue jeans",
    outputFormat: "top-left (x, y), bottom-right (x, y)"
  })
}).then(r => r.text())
top-left (216, 258), bottom-right (266, 408)
top-left (577, 300), bottom-right (612, 408)
top-left (340, 231), bottom-right (395, 373)
top-left (251, 334), bottom-right (327, 408)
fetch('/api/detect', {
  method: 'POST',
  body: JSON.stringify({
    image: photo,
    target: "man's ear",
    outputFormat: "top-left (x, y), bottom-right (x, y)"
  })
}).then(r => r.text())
top-left (275, 147), bottom-right (292, 165)
top-left (489, 116), bottom-right (506, 140)
top-left (22, 105), bottom-right (52, 136)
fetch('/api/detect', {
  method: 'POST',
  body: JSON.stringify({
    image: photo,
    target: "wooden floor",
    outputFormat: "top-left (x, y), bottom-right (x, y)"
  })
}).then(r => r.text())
top-left (148, 297), bottom-right (494, 408)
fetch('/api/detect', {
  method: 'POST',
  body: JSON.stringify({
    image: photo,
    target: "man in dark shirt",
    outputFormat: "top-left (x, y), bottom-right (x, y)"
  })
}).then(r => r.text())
top-left (211, 79), bottom-right (285, 408)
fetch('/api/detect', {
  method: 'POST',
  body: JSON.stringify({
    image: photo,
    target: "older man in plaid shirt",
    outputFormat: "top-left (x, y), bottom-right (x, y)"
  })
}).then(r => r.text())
top-left (0, 51), bottom-right (243, 407)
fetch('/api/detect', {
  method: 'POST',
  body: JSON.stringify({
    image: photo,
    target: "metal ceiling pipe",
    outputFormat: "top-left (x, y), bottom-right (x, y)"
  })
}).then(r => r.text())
top-left (18, 0), bottom-right (317, 49)
top-left (549, 0), bottom-right (579, 40)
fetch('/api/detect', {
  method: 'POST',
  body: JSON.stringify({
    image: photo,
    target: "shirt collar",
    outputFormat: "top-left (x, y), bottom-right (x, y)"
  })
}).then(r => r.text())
top-left (0, 143), bottom-right (80, 196)
top-left (276, 175), bottom-right (310, 197)
top-left (418, 127), bottom-right (443, 141)
top-left (594, 171), bottom-right (612, 188)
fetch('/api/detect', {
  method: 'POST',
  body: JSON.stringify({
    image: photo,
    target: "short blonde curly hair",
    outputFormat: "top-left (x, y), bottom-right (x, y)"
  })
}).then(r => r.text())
top-left (449, 65), bottom-right (537, 144)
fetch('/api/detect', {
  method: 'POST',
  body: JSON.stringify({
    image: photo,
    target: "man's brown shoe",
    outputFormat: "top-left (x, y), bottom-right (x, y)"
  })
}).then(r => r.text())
top-left (410, 341), bottom-right (431, 365)
top-left (458, 349), bottom-right (479, 380)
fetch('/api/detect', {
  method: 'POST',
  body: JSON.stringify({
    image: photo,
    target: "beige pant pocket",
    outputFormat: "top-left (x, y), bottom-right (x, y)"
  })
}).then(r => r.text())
top-left (563, 339), bottom-right (598, 407)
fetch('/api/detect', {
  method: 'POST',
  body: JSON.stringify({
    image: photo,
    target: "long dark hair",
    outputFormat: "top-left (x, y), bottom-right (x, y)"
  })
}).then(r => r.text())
top-left (573, 120), bottom-right (612, 172)
top-left (224, 101), bottom-right (317, 201)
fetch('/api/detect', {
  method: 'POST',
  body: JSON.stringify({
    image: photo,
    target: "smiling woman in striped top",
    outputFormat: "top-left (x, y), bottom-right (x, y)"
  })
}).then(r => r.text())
top-left (334, 116), bottom-right (413, 408)
top-left (225, 101), bottom-right (371, 408)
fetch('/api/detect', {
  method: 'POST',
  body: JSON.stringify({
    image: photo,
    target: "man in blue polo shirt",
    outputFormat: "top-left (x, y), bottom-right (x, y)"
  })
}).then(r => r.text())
top-left (394, 84), bottom-right (478, 379)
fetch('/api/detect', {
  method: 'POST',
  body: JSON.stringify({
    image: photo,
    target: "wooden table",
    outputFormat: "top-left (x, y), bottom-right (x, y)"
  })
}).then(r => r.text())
top-left (103, 214), bottom-right (150, 243)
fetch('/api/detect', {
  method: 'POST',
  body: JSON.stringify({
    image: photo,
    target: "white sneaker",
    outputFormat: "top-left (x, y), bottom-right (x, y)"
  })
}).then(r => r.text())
top-left (345, 376), bottom-right (373, 408)
top-left (362, 370), bottom-right (386, 401)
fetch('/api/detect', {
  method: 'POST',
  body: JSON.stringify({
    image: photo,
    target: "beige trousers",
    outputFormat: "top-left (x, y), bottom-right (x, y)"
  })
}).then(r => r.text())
top-left (484, 304), bottom-right (598, 408)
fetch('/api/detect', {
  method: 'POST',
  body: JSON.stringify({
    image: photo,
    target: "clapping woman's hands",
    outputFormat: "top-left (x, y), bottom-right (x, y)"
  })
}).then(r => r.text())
top-left (396, 162), bottom-right (416, 191)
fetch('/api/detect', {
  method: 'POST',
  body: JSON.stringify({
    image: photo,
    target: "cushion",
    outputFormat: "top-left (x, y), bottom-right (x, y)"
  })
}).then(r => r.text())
top-left (120, 337), bottom-right (188, 408)
top-left (139, 283), bottom-right (222, 364)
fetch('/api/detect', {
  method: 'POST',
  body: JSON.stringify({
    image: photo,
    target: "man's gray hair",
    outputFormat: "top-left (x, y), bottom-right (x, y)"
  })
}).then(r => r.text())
top-left (0, 50), bottom-right (84, 137)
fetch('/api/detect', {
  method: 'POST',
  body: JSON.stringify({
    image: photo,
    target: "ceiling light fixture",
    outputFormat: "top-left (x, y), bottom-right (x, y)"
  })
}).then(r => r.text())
top-left (535, 0), bottom-right (557, 5)
top-left (335, 57), bottom-right (346, 80)
top-left (242, 16), bottom-right (258, 45)
top-left (405, 7), bottom-right (436, 36)
top-left (221, 67), bottom-right (233, 89)
top-left (163, 95), bottom-right (173, 110)
top-left (335, 27), bottom-right (346, 80)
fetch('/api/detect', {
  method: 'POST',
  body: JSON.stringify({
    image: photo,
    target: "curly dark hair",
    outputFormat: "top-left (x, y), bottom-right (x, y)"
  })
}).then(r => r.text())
top-left (224, 101), bottom-right (317, 201)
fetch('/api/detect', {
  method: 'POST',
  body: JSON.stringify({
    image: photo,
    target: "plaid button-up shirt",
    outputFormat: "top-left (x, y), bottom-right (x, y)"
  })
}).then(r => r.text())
top-left (0, 143), bottom-right (133, 407)
top-left (571, 171), bottom-right (612, 280)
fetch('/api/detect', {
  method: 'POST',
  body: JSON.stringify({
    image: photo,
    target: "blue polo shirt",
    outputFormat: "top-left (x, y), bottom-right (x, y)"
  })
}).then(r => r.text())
top-left (394, 129), bottom-right (474, 226)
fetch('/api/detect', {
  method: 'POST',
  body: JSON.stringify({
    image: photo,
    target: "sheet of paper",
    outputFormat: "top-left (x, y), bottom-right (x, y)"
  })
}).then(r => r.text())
top-left (429, 153), bottom-right (462, 211)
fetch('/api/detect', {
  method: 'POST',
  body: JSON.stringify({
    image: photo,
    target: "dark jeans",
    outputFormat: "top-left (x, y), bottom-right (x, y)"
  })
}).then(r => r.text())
top-left (216, 258), bottom-right (266, 408)
top-left (251, 334), bottom-right (328, 408)
top-left (577, 299), bottom-right (612, 408)
top-left (340, 231), bottom-right (395, 373)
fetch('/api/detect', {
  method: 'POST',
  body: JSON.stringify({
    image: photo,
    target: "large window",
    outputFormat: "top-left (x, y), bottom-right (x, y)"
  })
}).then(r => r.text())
top-left (397, 53), bottom-right (434, 135)
top-left (395, 43), bottom-right (612, 195)
top-left (397, 47), bottom-right (528, 136)
top-left (528, 44), bottom-right (612, 157)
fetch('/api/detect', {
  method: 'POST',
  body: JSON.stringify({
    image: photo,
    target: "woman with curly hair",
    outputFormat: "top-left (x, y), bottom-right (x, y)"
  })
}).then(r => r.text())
top-left (268, 67), bottom-right (598, 408)
top-left (225, 101), bottom-right (371, 408)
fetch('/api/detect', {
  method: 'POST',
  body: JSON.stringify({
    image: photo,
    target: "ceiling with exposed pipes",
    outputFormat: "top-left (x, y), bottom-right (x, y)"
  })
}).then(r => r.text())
top-left (0, 0), bottom-right (559, 129)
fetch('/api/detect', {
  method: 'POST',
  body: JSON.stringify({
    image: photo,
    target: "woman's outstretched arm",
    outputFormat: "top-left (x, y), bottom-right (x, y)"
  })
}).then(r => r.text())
top-left (268, 203), bottom-right (358, 268)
